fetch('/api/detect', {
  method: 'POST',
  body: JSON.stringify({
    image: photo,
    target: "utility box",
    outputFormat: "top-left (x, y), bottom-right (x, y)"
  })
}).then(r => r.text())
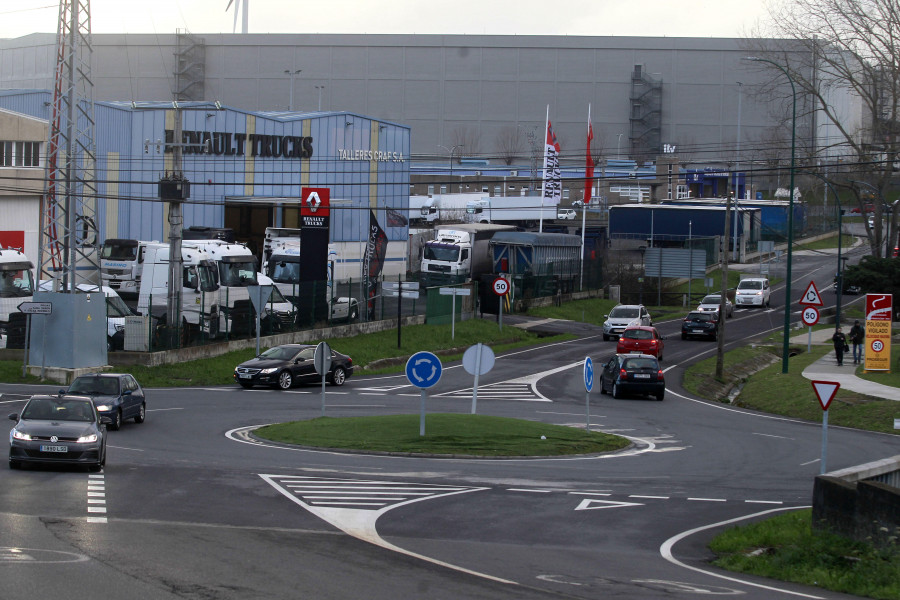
top-left (124, 315), bottom-right (150, 351)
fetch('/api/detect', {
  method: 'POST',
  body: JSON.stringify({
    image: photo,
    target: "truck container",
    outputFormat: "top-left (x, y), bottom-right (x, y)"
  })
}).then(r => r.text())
top-left (420, 223), bottom-right (516, 288)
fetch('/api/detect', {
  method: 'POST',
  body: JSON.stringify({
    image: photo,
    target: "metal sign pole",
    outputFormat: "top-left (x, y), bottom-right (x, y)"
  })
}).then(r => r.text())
top-left (321, 370), bottom-right (327, 417)
top-left (585, 390), bottom-right (590, 430)
top-left (499, 294), bottom-right (503, 331)
top-left (821, 409), bottom-right (829, 475)
top-left (471, 343), bottom-right (482, 414)
top-left (21, 314), bottom-right (31, 378)
top-left (808, 326), bottom-right (812, 354)
top-left (420, 389), bottom-right (427, 436)
top-left (451, 293), bottom-right (456, 340)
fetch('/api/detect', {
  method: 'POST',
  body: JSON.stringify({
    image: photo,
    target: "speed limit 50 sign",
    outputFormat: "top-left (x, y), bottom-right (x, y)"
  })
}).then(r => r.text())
top-left (801, 306), bottom-right (819, 326)
top-left (492, 277), bottom-right (510, 296)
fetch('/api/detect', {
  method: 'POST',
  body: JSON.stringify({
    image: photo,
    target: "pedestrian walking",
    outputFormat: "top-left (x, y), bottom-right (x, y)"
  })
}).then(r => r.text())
top-left (849, 320), bottom-right (864, 364)
top-left (832, 327), bottom-right (848, 366)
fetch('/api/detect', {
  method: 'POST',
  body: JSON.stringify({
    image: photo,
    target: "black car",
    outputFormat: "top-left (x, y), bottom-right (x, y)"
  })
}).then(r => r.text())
top-left (681, 311), bottom-right (719, 340)
top-left (9, 395), bottom-right (108, 470)
top-left (598, 353), bottom-right (665, 401)
top-left (234, 344), bottom-right (353, 389)
top-left (63, 373), bottom-right (146, 431)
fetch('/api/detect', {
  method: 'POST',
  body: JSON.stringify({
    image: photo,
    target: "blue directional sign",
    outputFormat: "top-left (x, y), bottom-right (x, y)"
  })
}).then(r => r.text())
top-left (584, 357), bottom-right (594, 393)
top-left (406, 351), bottom-right (442, 389)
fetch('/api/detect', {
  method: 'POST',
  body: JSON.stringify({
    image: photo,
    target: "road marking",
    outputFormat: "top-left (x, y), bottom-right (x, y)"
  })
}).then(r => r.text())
top-left (745, 500), bottom-right (783, 505)
top-left (630, 495), bottom-right (669, 500)
top-left (800, 459), bottom-right (820, 466)
top-left (660, 506), bottom-right (824, 599)
top-left (0, 547), bottom-right (90, 563)
top-left (508, 488), bottom-right (553, 493)
top-left (260, 474), bottom-right (513, 585)
top-left (568, 492), bottom-right (611, 497)
top-left (87, 474), bottom-right (107, 523)
top-left (753, 432), bottom-right (792, 440)
top-left (687, 497), bottom-right (727, 502)
top-left (574, 498), bottom-right (643, 511)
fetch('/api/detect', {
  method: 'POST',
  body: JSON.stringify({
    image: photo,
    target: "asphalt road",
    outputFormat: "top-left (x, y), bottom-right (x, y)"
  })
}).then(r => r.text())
top-left (0, 241), bottom-right (895, 600)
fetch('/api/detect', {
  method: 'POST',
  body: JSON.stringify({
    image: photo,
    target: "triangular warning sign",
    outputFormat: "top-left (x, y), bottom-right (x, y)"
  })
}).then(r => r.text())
top-left (811, 380), bottom-right (840, 411)
top-left (799, 281), bottom-right (823, 306)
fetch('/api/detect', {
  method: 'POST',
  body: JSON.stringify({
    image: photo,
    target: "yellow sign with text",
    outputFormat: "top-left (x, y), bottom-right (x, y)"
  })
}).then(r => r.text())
top-left (864, 320), bottom-right (892, 371)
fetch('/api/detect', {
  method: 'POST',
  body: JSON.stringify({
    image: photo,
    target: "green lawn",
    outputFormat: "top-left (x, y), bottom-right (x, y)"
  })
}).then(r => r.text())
top-left (710, 509), bottom-right (900, 600)
top-left (797, 233), bottom-right (858, 251)
top-left (255, 413), bottom-right (630, 456)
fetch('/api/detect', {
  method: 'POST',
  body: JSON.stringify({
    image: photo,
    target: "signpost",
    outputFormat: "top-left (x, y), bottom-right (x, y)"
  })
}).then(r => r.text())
top-left (405, 351), bottom-right (442, 436)
top-left (462, 343), bottom-right (495, 414)
top-left (799, 283), bottom-right (823, 355)
top-left (314, 341), bottom-right (332, 417)
top-left (383, 281), bottom-right (420, 349)
top-left (811, 380), bottom-right (840, 474)
top-left (247, 285), bottom-right (274, 357)
top-left (492, 276), bottom-right (510, 331)
top-left (864, 294), bottom-right (892, 372)
top-left (583, 357), bottom-right (594, 430)
top-left (801, 306), bottom-right (819, 353)
top-left (799, 281), bottom-right (824, 307)
top-left (439, 287), bottom-right (471, 340)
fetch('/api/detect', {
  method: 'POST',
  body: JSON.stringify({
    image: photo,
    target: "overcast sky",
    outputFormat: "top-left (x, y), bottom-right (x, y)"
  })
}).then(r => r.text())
top-left (1, 0), bottom-right (772, 39)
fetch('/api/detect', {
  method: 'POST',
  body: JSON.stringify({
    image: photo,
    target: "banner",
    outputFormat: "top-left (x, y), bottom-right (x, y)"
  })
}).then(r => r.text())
top-left (585, 109), bottom-right (594, 205)
top-left (362, 210), bottom-right (388, 320)
top-left (541, 110), bottom-right (562, 206)
top-left (864, 293), bottom-right (892, 371)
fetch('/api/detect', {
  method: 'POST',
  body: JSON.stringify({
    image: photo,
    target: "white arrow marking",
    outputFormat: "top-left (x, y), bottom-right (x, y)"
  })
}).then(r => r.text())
top-left (574, 498), bottom-right (644, 511)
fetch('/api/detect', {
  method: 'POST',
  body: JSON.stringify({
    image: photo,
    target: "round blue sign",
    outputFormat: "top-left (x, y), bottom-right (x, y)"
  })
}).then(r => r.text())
top-left (406, 351), bottom-right (443, 389)
top-left (583, 357), bottom-right (594, 393)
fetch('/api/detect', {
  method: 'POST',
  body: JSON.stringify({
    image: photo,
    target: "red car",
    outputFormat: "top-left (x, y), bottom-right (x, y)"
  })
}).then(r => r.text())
top-left (616, 326), bottom-right (665, 360)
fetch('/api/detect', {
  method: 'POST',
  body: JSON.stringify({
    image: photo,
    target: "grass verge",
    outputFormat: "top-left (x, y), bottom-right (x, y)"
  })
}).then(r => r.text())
top-left (710, 509), bottom-right (900, 600)
top-left (797, 233), bottom-right (857, 251)
top-left (254, 413), bottom-right (630, 456)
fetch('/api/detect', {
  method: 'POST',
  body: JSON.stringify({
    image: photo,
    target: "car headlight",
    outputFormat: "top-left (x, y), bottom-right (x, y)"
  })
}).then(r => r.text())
top-left (12, 429), bottom-right (31, 441)
top-left (77, 433), bottom-right (98, 443)
top-left (95, 404), bottom-right (112, 412)
top-left (259, 368), bottom-right (278, 374)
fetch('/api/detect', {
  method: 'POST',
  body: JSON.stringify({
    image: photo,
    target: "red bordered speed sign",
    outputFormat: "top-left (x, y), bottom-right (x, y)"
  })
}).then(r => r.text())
top-left (801, 306), bottom-right (819, 326)
top-left (492, 277), bottom-right (510, 296)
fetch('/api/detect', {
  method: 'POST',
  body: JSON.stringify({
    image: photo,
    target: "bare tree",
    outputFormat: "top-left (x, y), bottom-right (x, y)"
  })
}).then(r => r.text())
top-left (494, 126), bottom-right (524, 166)
top-left (749, 0), bottom-right (900, 256)
top-left (450, 127), bottom-right (481, 159)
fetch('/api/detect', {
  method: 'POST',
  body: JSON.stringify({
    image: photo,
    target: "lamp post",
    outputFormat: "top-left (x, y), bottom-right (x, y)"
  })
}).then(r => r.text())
top-left (438, 144), bottom-right (464, 193)
top-left (809, 172), bottom-right (844, 325)
top-left (314, 85), bottom-right (325, 111)
top-left (284, 69), bottom-right (301, 111)
top-left (746, 56), bottom-right (796, 374)
top-left (849, 179), bottom-right (893, 257)
top-left (617, 133), bottom-right (624, 159)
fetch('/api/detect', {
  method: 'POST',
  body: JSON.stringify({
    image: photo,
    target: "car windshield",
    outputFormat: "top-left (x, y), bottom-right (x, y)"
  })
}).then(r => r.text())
top-left (622, 357), bottom-right (658, 370)
top-left (687, 313), bottom-right (714, 322)
top-left (701, 295), bottom-right (721, 304)
top-left (106, 294), bottom-right (133, 318)
top-left (268, 259), bottom-right (300, 284)
top-left (0, 269), bottom-right (34, 298)
top-left (22, 397), bottom-right (94, 421)
top-left (69, 377), bottom-right (119, 395)
top-left (259, 346), bottom-right (307, 360)
top-left (623, 329), bottom-right (652, 340)
top-left (423, 243), bottom-right (460, 262)
top-left (738, 281), bottom-right (762, 290)
top-left (609, 307), bottom-right (639, 318)
top-left (219, 261), bottom-right (258, 287)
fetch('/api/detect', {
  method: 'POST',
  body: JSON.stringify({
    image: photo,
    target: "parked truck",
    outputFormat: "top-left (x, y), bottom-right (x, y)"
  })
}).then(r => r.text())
top-left (419, 223), bottom-right (516, 288)
top-left (0, 247), bottom-right (35, 348)
top-left (466, 196), bottom-right (546, 227)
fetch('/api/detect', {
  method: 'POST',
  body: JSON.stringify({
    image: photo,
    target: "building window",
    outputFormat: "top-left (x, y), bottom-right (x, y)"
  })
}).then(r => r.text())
top-left (440, 184), bottom-right (447, 194)
top-left (427, 185), bottom-right (434, 195)
top-left (0, 141), bottom-right (41, 167)
top-left (676, 184), bottom-right (689, 199)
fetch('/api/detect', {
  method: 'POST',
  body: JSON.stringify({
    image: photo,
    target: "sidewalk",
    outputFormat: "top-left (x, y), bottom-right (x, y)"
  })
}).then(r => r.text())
top-left (793, 328), bottom-right (900, 401)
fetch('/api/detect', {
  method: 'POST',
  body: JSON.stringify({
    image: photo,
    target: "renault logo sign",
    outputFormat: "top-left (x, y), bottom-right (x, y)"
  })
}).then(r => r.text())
top-left (306, 191), bottom-right (322, 213)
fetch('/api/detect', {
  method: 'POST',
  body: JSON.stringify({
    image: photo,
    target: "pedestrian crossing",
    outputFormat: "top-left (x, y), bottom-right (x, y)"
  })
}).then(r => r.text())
top-left (433, 380), bottom-right (549, 402)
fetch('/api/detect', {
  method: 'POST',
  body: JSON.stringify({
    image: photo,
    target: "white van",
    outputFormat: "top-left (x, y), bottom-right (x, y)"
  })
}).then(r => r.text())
top-left (735, 277), bottom-right (771, 308)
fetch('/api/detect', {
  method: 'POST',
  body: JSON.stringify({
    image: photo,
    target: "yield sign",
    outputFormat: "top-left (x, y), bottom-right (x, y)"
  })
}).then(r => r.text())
top-left (799, 281), bottom-right (823, 306)
top-left (574, 498), bottom-right (643, 511)
top-left (811, 380), bottom-right (840, 411)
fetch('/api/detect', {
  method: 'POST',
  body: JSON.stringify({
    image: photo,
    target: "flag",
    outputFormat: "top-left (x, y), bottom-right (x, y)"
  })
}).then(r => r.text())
top-left (541, 115), bottom-right (562, 206)
top-left (585, 114), bottom-right (595, 205)
top-left (362, 210), bottom-right (388, 320)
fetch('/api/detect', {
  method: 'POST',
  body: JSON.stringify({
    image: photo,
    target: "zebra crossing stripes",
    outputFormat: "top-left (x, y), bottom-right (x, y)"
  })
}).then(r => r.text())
top-left (434, 381), bottom-right (548, 403)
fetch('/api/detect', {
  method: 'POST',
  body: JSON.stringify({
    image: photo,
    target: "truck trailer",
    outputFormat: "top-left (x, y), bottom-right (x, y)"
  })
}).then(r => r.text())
top-left (419, 223), bottom-right (516, 288)
top-left (465, 196), bottom-right (547, 227)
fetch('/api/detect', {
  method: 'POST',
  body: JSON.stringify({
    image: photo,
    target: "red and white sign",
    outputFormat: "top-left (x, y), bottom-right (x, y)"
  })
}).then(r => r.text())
top-left (492, 277), bottom-right (510, 296)
top-left (801, 306), bottom-right (819, 326)
top-left (811, 380), bottom-right (840, 411)
top-left (865, 294), bottom-right (892, 321)
top-left (300, 187), bottom-right (330, 218)
top-left (799, 281), bottom-right (823, 306)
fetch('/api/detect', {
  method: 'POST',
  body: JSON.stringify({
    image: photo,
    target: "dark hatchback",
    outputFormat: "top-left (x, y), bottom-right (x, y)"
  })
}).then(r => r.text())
top-left (598, 353), bottom-right (665, 401)
top-left (681, 311), bottom-right (719, 340)
top-left (234, 344), bottom-right (353, 390)
top-left (63, 373), bottom-right (146, 431)
top-left (9, 395), bottom-right (108, 470)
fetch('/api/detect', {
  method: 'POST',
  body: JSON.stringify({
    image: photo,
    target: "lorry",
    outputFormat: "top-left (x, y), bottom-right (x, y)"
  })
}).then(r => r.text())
top-left (465, 196), bottom-right (546, 227)
top-left (262, 231), bottom-right (360, 322)
top-left (419, 223), bottom-right (516, 288)
top-left (100, 238), bottom-right (158, 301)
top-left (136, 242), bottom-right (224, 340)
top-left (0, 247), bottom-right (35, 348)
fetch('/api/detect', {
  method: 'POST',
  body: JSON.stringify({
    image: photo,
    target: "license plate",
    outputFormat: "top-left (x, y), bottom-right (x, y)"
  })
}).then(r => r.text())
top-left (40, 445), bottom-right (68, 453)
top-left (634, 374), bottom-right (651, 379)
top-left (629, 350), bottom-right (642, 354)
top-left (239, 373), bottom-right (252, 379)
top-left (692, 329), bottom-right (703, 333)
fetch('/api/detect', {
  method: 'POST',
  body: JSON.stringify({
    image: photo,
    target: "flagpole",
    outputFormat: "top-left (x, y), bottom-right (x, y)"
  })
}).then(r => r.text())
top-left (540, 104), bottom-right (549, 233)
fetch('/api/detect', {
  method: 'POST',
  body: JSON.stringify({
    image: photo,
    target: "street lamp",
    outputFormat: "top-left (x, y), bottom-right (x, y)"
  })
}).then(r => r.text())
top-left (809, 172), bottom-right (845, 325)
top-left (745, 56), bottom-right (797, 374)
top-left (438, 144), bottom-right (465, 193)
top-left (617, 133), bottom-right (624, 159)
top-left (314, 85), bottom-right (325, 111)
top-left (284, 69), bottom-right (301, 111)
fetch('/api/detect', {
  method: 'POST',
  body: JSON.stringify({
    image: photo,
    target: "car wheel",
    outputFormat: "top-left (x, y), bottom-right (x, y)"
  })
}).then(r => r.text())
top-left (612, 382), bottom-right (623, 399)
top-left (656, 391), bottom-right (665, 401)
top-left (657, 352), bottom-right (663, 362)
top-left (349, 307), bottom-right (358, 321)
top-left (681, 333), bottom-right (687, 340)
top-left (134, 402), bottom-right (146, 424)
top-left (599, 377), bottom-right (607, 395)
top-left (603, 334), bottom-right (610, 341)
top-left (9, 460), bottom-right (20, 470)
top-left (89, 462), bottom-right (102, 472)
top-left (277, 370), bottom-right (293, 390)
top-left (330, 367), bottom-right (346, 386)
top-left (238, 381), bottom-right (254, 389)
top-left (712, 333), bottom-right (718, 341)
top-left (109, 409), bottom-right (122, 431)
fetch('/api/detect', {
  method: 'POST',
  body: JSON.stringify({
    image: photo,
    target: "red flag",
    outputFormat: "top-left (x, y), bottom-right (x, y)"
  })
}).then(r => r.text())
top-left (585, 119), bottom-right (595, 205)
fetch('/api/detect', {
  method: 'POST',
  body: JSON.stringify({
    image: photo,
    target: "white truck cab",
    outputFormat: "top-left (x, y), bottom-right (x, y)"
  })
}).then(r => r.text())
top-left (0, 247), bottom-right (35, 348)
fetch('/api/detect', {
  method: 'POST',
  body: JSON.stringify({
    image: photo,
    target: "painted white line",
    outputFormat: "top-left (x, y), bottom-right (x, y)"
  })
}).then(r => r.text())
top-left (147, 407), bottom-right (184, 412)
top-left (753, 432), bottom-right (792, 440)
top-left (507, 488), bottom-right (552, 493)
top-left (87, 499), bottom-right (106, 504)
top-left (800, 459), bottom-right (820, 466)
top-left (107, 444), bottom-right (144, 452)
top-left (86, 517), bottom-right (107, 524)
top-left (745, 500), bottom-right (783, 505)
top-left (87, 485), bottom-right (105, 491)
top-left (329, 404), bottom-right (387, 408)
top-left (87, 507), bottom-right (107, 513)
top-left (687, 498), bottom-right (726, 502)
top-left (630, 495), bottom-right (669, 500)
top-left (660, 506), bottom-right (823, 599)
top-left (568, 492), bottom-right (611, 497)
top-left (87, 492), bottom-right (104, 497)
